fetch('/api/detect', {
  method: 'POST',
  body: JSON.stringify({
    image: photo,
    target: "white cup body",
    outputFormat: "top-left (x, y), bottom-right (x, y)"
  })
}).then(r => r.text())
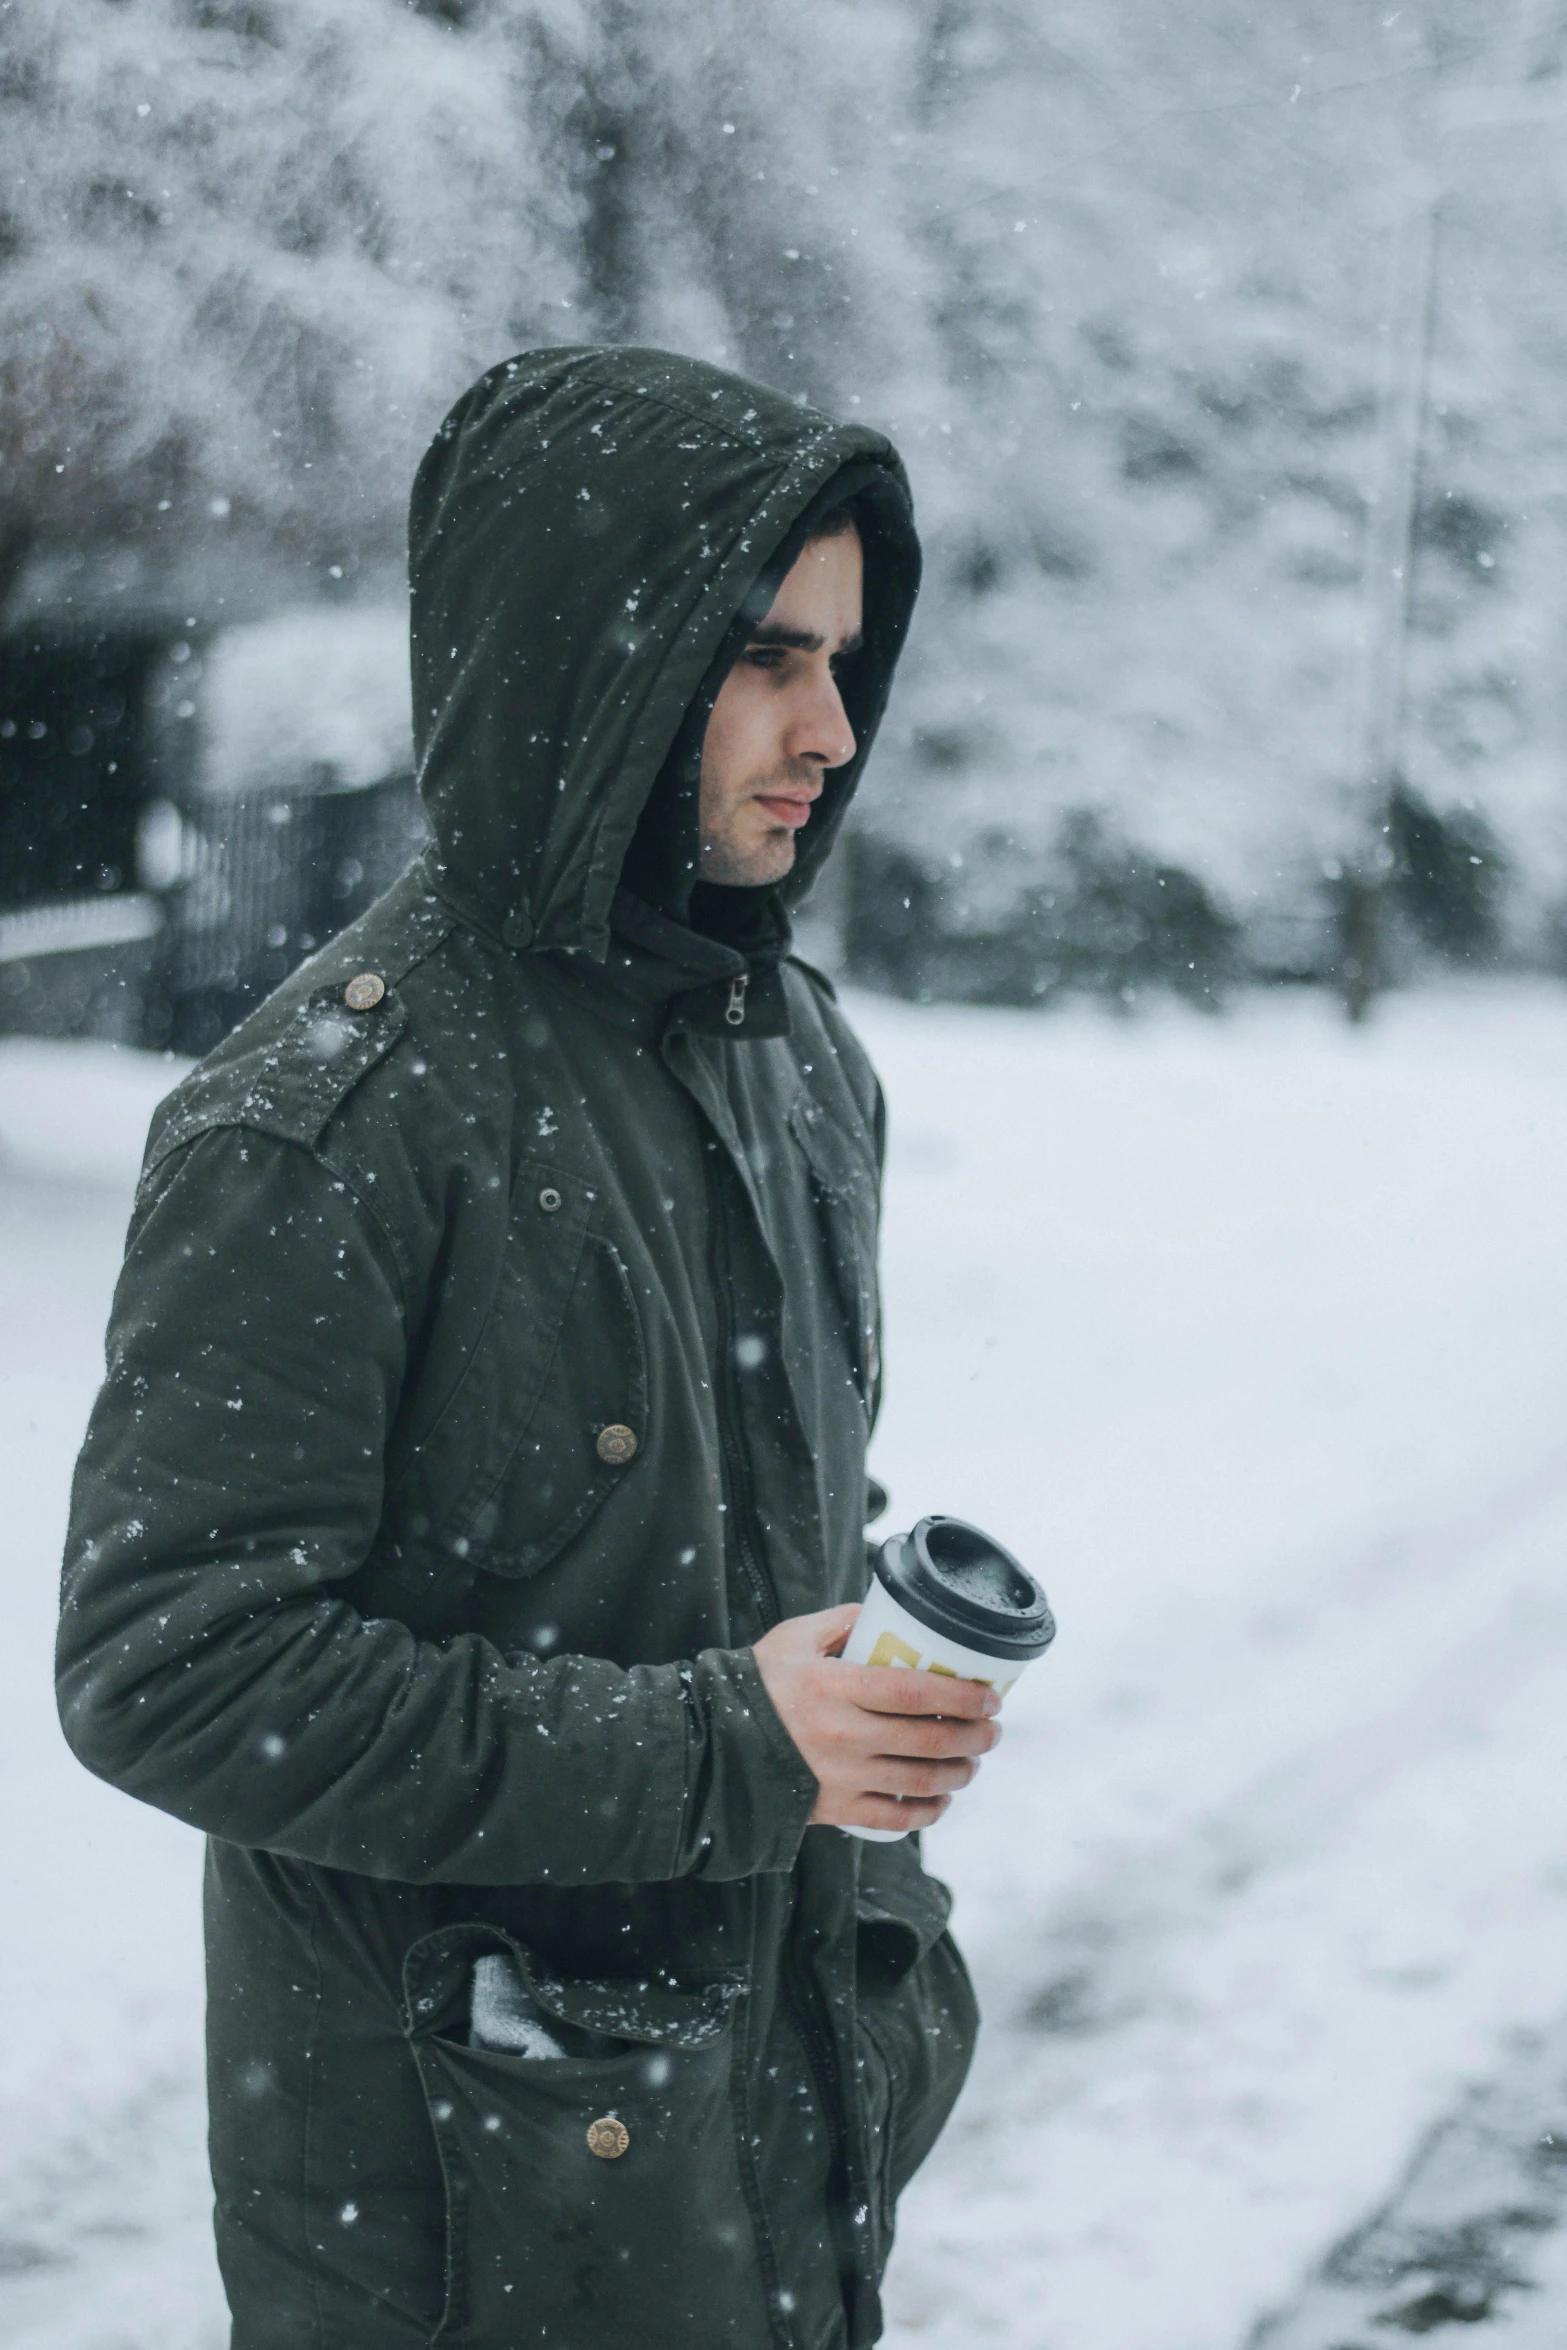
top-left (839, 1571), bottom-right (1042, 1841)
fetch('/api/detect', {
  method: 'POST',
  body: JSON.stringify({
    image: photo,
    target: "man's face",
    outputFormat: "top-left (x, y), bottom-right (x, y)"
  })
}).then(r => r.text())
top-left (698, 523), bottom-right (864, 888)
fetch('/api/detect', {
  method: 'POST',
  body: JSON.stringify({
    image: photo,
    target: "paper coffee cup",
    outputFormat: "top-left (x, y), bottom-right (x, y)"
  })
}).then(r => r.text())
top-left (840, 1515), bottom-right (1056, 1842)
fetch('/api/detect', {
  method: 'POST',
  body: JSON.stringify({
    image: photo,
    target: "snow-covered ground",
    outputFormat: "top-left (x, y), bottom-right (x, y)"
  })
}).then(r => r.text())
top-left (0, 1038), bottom-right (217, 2348)
top-left (3, 980), bottom-right (1566, 2348)
top-left (865, 983), bottom-right (1567, 2350)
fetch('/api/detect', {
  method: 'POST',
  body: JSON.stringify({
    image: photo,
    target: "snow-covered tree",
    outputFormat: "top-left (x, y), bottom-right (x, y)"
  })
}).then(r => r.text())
top-left (0, 0), bottom-right (923, 598)
top-left (6, 0), bottom-right (1567, 988)
top-left (0, 0), bottom-right (580, 595)
top-left (854, 0), bottom-right (1567, 988)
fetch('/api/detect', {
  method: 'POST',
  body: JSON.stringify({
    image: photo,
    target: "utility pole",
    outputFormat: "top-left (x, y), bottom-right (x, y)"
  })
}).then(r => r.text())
top-left (1343, 0), bottom-right (1559, 1022)
top-left (1345, 154), bottom-right (1439, 1023)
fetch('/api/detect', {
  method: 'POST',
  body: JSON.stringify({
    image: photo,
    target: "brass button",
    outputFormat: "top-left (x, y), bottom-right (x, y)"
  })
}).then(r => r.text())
top-left (538, 1186), bottom-right (562, 1214)
top-left (343, 972), bottom-right (385, 1011)
top-left (586, 2115), bottom-right (629, 2160)
top-left (595, 1424), bottom-right (637, 1466)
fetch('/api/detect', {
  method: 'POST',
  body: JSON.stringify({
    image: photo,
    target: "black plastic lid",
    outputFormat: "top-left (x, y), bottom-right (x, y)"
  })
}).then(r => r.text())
top-left (874, 1516), bottom-right (1056, 1662)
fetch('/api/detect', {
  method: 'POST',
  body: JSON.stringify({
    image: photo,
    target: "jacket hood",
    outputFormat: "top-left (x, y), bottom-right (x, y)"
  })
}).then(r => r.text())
top-left (408, 346), bottom-right (920, 958)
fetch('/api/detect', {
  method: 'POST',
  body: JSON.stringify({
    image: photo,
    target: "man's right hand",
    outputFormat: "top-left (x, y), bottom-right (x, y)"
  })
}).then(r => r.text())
top-left (751, 1604), bottom-right (1002, 1835)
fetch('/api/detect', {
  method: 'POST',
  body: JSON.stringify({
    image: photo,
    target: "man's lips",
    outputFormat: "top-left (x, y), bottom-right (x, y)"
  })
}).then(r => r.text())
top-left (753, 791), bottom-right (819, 829)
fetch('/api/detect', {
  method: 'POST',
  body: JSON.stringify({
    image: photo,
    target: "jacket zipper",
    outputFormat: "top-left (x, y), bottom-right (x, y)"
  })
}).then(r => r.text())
top-left (786, 1944), bottom-right (852, 2233)
top-left (725, 973), bottom-right (749, 1027)
top-left (706, 1144), bottom-right (779, 1636)
top-left (704, 1138), bottom-right (854, 2329)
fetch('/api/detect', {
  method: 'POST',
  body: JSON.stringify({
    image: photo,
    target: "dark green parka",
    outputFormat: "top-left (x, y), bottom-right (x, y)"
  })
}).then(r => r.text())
top-left (58, 349), bottom-right (976, 2350)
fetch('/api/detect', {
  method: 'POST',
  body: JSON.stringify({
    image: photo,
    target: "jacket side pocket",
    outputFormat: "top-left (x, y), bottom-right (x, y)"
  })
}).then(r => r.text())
top-left (853, 1843), bottom-right (979, 2263)
top-left (403, 1925), bottom-right (767, 2350)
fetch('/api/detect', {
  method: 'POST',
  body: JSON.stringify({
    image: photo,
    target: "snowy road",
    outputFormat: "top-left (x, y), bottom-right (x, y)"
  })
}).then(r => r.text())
top-left (3, 982), bottom-right (1565, 2348)
top-left (863, 986), bottom-right (1567, 2350)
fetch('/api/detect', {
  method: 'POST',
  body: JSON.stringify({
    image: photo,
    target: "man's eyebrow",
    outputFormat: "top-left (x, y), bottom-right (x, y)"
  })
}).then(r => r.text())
top-left (746, 620), bottom-right (864, 656)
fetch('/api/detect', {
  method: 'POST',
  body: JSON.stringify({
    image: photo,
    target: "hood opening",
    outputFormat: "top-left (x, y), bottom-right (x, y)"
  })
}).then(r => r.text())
top-left (409, 347), bottom-right (920, 962)
top-left (618, 459), bottom-right (915, 939)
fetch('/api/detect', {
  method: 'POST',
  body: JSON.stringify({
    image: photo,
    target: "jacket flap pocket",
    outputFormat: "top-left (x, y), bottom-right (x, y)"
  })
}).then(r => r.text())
top-left (788, 1087), bottom-right (878, 1214)
top-left (462, 1227), bottom-right (648, 1581)
top-left (527, 1962), bottom-right (741, 2050)
top-left (401, 1928), bottom-right (768, 2347)
top-left (855, 1839), bottom-right (954, 1986)
top-left (381, 1153), bottom-right (593, 1564)
top-left (403, 1923), bottom-right (740, 2050)
top-left (788, 1088), bottom-right (881, 1405)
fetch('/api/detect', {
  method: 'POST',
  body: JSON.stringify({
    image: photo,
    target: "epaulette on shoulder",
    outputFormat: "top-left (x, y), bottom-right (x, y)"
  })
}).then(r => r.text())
top-left (143, 882), bottom-right (452, 1184)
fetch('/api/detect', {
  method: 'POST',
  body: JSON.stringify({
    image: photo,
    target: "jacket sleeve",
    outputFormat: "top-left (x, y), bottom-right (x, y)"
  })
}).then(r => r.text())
top-left (56, 1125), bottom-right (817, 1886)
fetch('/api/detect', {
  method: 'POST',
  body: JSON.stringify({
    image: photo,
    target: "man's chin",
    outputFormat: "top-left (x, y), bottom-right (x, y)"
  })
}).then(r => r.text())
top-left (700, 831), bottom-right (799, 888)
top-left (750, 830), bottom-right (800, 885)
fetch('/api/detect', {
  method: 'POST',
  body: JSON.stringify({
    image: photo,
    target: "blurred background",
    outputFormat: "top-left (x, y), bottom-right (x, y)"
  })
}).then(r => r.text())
top-left (7, 0), bottom-right (1567, 1038)
top-left (6, 5), bottom-right (1567, 2348)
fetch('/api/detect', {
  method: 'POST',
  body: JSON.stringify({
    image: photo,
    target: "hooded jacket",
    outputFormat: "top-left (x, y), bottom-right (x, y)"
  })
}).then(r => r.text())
top-left (57, 347), bottom-right (976, 2350)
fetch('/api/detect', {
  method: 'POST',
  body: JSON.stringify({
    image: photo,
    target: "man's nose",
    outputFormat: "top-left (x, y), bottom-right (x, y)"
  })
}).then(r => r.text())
top-left (788, 671), bottom-right (857, 772)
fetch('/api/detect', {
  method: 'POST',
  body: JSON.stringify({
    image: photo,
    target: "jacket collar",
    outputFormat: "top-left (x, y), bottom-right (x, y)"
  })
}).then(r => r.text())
top-left (542, 888), bottom-right (791, 1043)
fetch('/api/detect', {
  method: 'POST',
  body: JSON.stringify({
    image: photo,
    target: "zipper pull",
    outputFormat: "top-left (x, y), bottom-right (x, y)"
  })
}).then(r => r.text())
top-left (724, 974), bottom-right (749, 1028)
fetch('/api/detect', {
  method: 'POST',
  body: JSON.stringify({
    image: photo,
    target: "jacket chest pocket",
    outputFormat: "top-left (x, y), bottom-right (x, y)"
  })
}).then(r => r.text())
top-left (464, 1221), bottom-right (648, 1580)
top-left (788, 1091), bottom-right (882, 1417)
top-left (383, 1162), bottom-right (647, 1594)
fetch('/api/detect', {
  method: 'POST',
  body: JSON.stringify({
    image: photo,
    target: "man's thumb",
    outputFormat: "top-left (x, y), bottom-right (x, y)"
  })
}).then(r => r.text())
top-left (813, 1602), bottom-right (861, 1657)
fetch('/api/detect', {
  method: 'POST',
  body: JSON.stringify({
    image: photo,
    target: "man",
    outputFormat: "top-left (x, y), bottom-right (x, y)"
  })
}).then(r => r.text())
top-left (58, 347), bottom-right (995, 2350)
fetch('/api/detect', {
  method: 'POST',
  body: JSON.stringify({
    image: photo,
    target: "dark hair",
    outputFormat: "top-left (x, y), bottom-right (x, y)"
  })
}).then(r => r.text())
top-left (804, 501), bottom-right (860, 544)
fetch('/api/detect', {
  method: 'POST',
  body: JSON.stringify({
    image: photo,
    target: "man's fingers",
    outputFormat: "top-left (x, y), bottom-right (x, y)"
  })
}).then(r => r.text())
top-left (839, 1793), bottom-right (950, 1833)
top-left (856, 1712), bottom-right (998, 1762)
top-left (860, 1755), bottom-right (980, 1799)
top-left (843, 1661), bottom-right (1001, 1719)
